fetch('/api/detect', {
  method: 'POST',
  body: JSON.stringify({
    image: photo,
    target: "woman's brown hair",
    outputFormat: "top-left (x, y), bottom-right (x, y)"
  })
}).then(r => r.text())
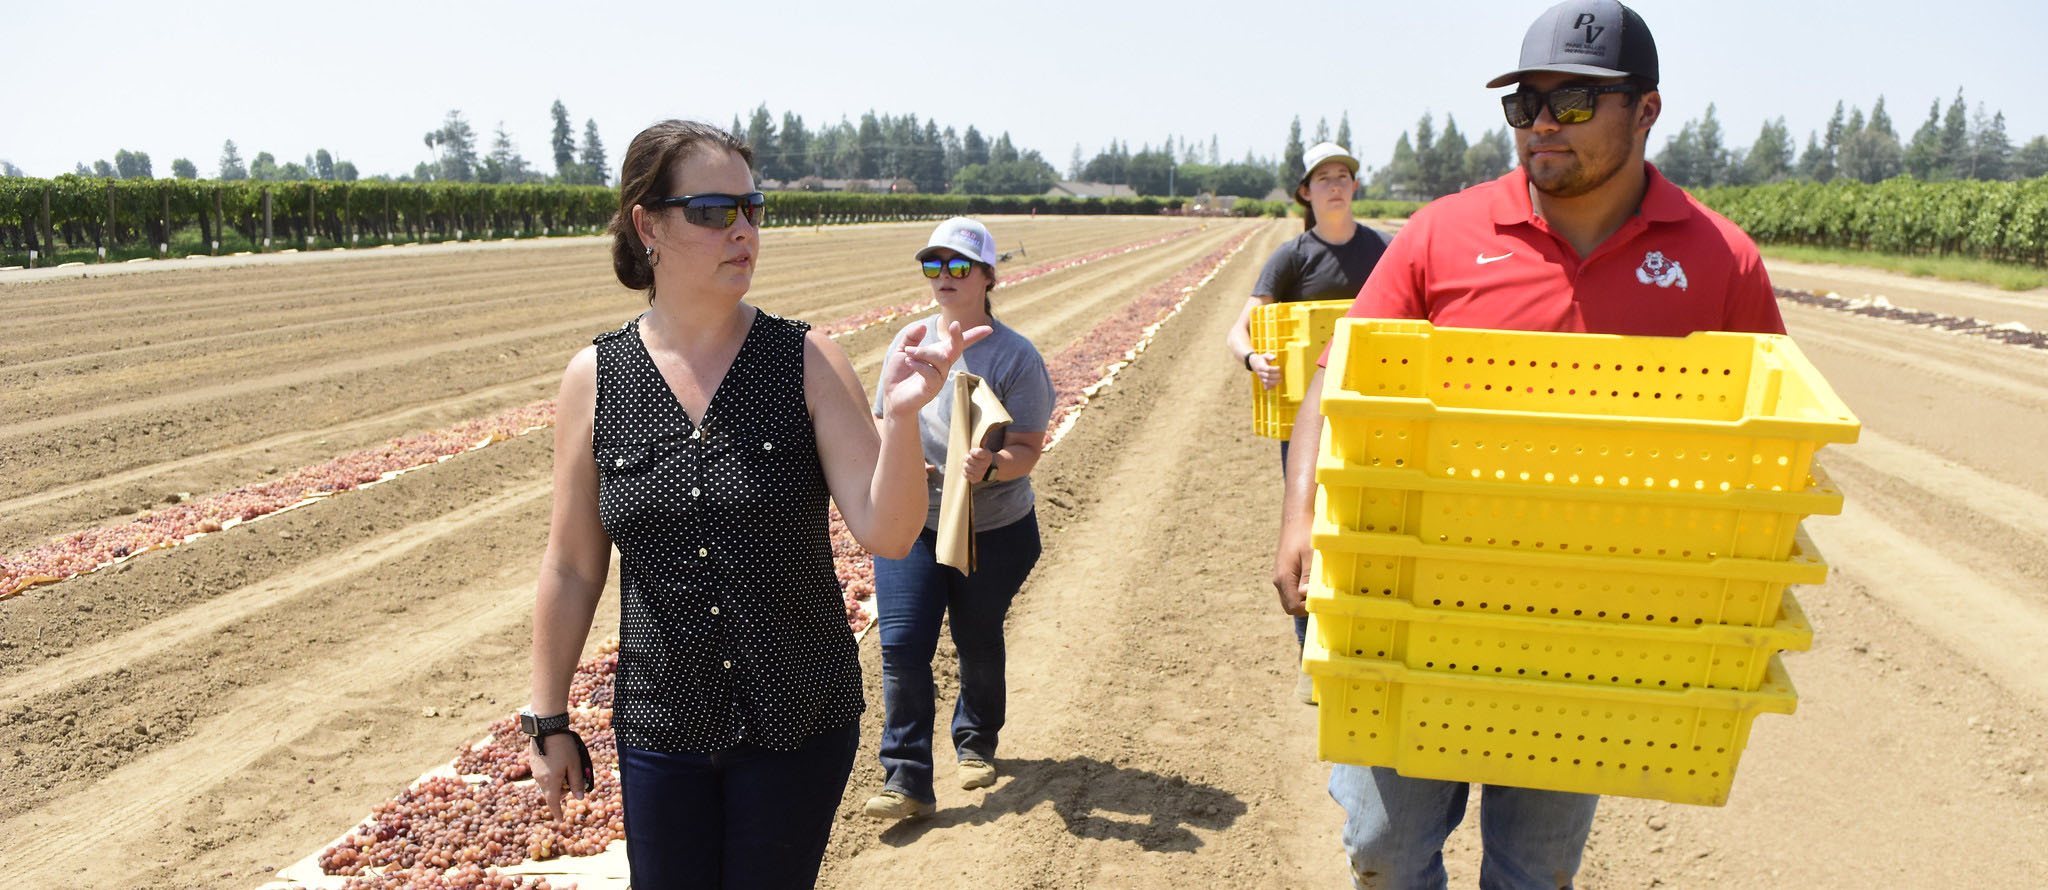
top-left (609, 120), bottom-right (755, 298)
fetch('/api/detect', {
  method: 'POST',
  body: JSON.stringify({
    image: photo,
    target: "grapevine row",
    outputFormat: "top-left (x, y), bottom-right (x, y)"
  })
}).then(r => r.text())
top-left (0, 175), bottom-right (1211, 267)
top-left (1695, 175), bottom-right (2048, 265)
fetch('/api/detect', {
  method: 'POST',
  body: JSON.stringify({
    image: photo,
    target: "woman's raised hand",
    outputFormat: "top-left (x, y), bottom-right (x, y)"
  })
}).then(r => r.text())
top-left (880, 320), bottom-right (991, 419)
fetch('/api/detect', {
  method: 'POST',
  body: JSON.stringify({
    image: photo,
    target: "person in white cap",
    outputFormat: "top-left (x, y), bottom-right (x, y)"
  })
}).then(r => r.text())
top-left (1272, 2), bottom-right (1788, 888)
top-left (862, 217), bottom-right (1055, 821)
top-left (1225, 140), bottom-right (1391, 705)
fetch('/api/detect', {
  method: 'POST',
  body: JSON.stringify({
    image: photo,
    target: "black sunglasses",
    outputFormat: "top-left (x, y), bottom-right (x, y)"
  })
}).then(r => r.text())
top-left (1501, 84), bottom-right (1638, 129)
top-left (641, 191), bottom-right (766, 228)
top-left (921, 257), bottom-right (976, 279)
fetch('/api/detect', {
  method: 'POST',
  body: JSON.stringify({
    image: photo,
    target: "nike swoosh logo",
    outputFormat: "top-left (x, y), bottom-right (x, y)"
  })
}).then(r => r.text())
top-left (1476, 252), bottom-right (1514, 264)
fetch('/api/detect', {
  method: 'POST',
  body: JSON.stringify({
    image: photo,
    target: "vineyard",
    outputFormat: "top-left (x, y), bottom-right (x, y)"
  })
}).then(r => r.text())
top-left (0, 176), bottom-right (1240, 268)
top-left (0, 217), bottom-right (2044, 889)
top-left (1696, 174), bottom-right (2048, 264)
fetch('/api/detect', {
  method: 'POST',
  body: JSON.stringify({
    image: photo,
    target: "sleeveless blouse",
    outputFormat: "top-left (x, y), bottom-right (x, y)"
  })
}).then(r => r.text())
top-left (591, 309), bottom-right (863, 753)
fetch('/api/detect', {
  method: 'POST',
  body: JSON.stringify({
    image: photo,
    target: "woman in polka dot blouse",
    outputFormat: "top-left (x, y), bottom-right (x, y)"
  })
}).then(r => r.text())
top-left (523, 120), bottom-right (987, 890)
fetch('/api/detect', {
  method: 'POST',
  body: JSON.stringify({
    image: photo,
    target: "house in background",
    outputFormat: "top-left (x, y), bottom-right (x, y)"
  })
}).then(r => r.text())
top-left (1044, 181), bottom-right (1138, 199)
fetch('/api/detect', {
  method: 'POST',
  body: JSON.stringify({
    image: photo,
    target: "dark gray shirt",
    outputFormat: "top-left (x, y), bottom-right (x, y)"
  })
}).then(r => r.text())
top-left (1253, 223), bottom-right (1392, 303)
top-left (874, 315), bottom-right (1054, 532)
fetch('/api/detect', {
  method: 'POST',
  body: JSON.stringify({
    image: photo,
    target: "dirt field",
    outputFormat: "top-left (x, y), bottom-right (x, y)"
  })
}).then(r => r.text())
top-left (1, 218), bottom-right (2044, 889)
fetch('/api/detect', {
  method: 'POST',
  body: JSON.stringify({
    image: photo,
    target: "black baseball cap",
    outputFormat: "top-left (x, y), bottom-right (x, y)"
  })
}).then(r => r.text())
top-left (1486, 0), bottom-right (1658, 89)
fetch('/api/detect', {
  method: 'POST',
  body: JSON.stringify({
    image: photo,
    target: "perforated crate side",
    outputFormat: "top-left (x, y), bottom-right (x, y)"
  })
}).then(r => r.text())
top-left (1303, 631), bottom-right (1797, 806)
top-left (1310, 517), bottom-right (1828, 630)
top-left (1314, 445), bottom-right (1844, 564)
top-left (1319, 321), bottom-right (1860, 492)
top-left (1307, 585), bottom-right (1811, 692)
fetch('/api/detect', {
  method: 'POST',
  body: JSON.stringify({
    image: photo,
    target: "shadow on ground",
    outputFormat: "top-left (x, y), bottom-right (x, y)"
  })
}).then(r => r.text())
top-left (879, 755), bottom-right (1247, 852)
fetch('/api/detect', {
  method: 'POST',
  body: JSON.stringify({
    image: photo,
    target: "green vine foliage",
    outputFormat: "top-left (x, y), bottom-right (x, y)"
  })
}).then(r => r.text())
top-left (1695, 176), bottom-right (2048, 265)
top-left (0, 177), bottom-right (1216, 266)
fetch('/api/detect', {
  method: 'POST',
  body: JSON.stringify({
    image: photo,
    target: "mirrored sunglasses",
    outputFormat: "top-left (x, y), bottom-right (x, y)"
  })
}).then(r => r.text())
top-left (1501, 84), bottom-right (1638, 129)
top-left (641, 191), bottom-right (766, 228)
top-left (921, 257), bottom-right (975, 279)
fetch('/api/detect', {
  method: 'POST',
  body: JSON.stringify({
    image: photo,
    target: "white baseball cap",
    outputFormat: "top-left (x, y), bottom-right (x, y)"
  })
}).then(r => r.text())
top-left (917, 217), bottom-right (998, 266)
top-left (1300, 142), bottom-right (1361, 188)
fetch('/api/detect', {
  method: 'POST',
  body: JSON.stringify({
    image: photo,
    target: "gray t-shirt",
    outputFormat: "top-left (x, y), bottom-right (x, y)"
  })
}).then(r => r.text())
top-left (873, 315), bottom-right (1054, 532)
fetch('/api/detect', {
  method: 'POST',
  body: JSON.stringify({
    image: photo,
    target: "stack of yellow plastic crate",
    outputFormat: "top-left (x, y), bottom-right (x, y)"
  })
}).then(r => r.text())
top-left (1301, 319), bottom-right (1860, 806)
top-left (1249, 300), bottom-right (1354, 439)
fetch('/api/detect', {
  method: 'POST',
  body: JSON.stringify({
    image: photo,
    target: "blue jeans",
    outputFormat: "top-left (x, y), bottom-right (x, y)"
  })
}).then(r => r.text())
top-left (617, 722), bottom-right (859, 890)
top-left (1329, 765), bottom-right (1598, 890)
top-left (872, 510), bottom-right (1042, 804)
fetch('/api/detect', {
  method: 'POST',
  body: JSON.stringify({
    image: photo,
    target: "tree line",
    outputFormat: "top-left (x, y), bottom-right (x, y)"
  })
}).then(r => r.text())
top-left (1656, 88), bottom-right (2048, 188)
top-left (730, 104), bottom-right (1287, 199)
top-left (52, 100), bottom-right (613, 188)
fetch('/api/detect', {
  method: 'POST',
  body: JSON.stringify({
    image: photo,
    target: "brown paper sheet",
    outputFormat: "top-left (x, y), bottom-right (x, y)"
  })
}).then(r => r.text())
top-left (935, 371), bottom-right (1011, 574)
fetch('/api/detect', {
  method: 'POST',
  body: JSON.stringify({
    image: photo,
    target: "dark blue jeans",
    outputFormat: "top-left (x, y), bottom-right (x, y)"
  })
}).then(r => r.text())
top-left (872, 510), bottom-right (1042, 804)
top-left (617, 721), bottom-right (858, 890)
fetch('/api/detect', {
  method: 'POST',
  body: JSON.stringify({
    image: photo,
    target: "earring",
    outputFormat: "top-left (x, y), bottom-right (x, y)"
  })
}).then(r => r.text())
top-left (644, 245), bottom-right (659, 267)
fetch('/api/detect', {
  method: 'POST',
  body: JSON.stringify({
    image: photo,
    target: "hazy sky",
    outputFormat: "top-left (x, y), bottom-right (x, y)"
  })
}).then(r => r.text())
top-left (8, 0), bottom-right (2043, 181)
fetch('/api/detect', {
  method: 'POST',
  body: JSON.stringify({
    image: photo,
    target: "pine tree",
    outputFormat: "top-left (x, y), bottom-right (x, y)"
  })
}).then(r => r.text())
top-left (2012, 136), bottom-right (2048, 180)
top-left (549, 100), bottom-right (576, 174)
top-left (219, 140), bottom-right (247, 181)
top-left (1869, 96), bottom-right (1894, 139)
top-left (1970, 106), bottom-right (2011, 181)
top-left (1904, 99), bottom-right (1943, 180)
top-left (580, 119), bottom-right (608, 186)
top-left (1939, 89), bottom-right (1970, 178)
top-left (745, 105), bottom-right (777, 177)
top-left (1696, 104), bottom-right (1727, 187)
top-left (780, 111), bottom-right (811, 180)
top-left (1282, 116), bottom-right (1306, 190)
top-left (962, 126), bottom-right (988, 167)
top-left (1337, 113), bottom-right (1352, 152)
top-left (1743, 118), bottom-right (1794, 184)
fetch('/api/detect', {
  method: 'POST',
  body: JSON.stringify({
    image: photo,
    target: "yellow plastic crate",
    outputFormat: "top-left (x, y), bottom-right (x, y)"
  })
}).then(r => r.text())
top-left (1321, 320), bottom-right (1860, 493)
top-left (1302, 630), bottom-right (1796, 805)
top-left (1306, 582), bottom-right (1810, 692)
top-left (1249, 299), bottom-right (1352, 439)
top-left (1310, 513), bottom-right (1827, 630)
top-left (1316, 438), bottom-right (1845, 564)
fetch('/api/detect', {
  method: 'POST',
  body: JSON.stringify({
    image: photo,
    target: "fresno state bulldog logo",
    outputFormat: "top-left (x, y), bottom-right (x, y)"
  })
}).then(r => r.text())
top-left (1636, 251), bottom-right (1688, 290)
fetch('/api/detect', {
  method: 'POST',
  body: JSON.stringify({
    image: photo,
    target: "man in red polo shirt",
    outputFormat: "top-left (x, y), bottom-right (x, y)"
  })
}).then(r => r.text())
top-left (1272, 2), bottom-right (1789, 887)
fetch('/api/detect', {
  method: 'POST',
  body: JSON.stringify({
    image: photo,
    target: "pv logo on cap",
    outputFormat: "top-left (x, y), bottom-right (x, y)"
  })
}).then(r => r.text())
top-left (1560, 11), bottom-right (1614, 59)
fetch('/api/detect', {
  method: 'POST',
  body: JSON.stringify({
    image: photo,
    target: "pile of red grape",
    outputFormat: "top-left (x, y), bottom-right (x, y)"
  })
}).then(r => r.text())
top-left (1045, 230), bottom-right (1257, 445)
top-left (334, 864), bottom-right (570, 889)
top-left (1, 401), bottom-right (557, 599)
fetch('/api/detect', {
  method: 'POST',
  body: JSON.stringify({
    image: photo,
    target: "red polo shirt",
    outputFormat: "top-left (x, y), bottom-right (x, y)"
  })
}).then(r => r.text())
top-left (1322, 163), bottom-right (1783, 367)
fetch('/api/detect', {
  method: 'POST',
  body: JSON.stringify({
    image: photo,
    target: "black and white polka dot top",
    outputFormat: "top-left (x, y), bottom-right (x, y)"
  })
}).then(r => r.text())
top-left (591, 309), bottom-right (863, 753)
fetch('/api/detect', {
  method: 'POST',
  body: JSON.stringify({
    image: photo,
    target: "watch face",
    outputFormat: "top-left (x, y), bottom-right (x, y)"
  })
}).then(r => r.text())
top-left (518, 712), bottom-right (539, 736)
